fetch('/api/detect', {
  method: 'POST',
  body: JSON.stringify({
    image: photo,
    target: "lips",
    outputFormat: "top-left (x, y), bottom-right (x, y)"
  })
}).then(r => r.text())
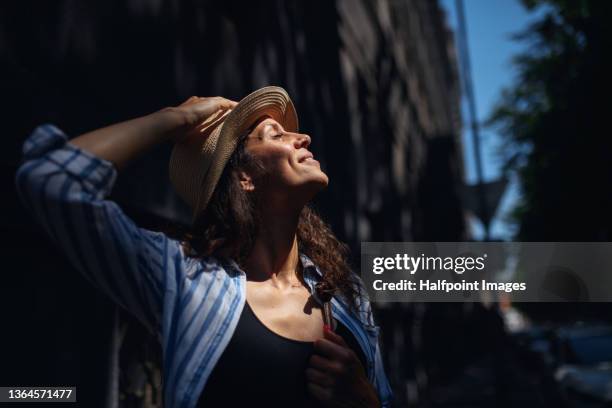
top-left (298, 152), bottom-right (314, 163)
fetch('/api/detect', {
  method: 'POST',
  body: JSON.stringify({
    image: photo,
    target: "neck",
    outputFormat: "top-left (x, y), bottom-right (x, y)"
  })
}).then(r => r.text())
top-left (244, 204), bottom-right (303, 289)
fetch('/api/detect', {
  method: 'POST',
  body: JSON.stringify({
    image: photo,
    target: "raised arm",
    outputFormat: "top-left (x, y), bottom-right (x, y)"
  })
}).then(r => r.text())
top-left (70, 96), bottom-right (236, 170)
top-left (15, 96), bottom-right (236, 334)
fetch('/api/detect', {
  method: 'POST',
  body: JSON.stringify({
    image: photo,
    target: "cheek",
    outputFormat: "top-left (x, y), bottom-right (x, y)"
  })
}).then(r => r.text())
top-left (257, 146), bottom-right (294, 172)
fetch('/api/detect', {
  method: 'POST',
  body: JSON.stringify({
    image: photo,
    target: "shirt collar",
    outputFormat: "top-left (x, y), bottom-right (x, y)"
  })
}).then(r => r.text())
top-left (225, 253), bottom-right (322, 281)
top-left (228, 253), bottom-right (340, 309)
top-left (299, 253), bottom-right (322, 296)
top-left (299, 253), bottom-right (321, 276)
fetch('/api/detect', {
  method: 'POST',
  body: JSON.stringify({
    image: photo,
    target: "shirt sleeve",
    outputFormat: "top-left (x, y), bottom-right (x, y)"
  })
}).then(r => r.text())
top-left (15, 124), bottom-right (184, 334)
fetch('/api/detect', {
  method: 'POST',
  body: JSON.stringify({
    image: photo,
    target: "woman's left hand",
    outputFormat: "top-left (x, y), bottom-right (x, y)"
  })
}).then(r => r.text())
top-left (307, 327), bottom-right (381, 407)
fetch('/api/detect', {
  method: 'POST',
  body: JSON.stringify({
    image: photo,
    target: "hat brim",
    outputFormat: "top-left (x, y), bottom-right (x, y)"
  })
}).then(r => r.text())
top-left (191, 86), bottom-right (299, 221)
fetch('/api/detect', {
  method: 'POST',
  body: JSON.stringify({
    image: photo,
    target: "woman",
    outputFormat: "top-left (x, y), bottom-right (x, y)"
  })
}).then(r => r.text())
top-left (16, 86), bottom-right (392, 407)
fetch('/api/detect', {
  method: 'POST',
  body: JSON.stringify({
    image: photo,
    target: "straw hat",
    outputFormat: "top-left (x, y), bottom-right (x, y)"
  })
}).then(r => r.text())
top-left (169, 86), bottom-right (299, 222)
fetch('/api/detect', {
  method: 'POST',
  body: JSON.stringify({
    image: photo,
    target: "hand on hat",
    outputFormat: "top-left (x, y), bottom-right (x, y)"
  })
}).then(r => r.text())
top-left (170, 96), bottom-right (237, 143)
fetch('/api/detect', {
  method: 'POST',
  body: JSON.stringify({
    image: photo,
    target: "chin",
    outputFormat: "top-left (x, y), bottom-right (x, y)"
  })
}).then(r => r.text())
top-left (319, 175), bottom-right (330, 188)
top-left (311, 171), bottom-right (329, 188)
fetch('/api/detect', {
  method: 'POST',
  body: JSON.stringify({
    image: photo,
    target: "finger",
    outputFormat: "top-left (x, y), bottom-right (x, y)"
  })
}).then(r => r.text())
top-left (314, 338), bottom-right (352, 362)
top-left (305, 368), bottom-right (335, 387)
top-left (209, 96), bottom-right (238, 107)
top-left (192, 109), bottom-right (230, 136)
top-left (308, 354), bottom-right (342, 374)
top-left (212, 97), bottom-right (238, 110)
top-left (307, 382), bottom-right (333, 402)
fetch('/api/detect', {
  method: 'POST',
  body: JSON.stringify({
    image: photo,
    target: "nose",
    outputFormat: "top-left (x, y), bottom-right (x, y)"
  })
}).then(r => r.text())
top-left (292, 132), bottom-right (311, 148)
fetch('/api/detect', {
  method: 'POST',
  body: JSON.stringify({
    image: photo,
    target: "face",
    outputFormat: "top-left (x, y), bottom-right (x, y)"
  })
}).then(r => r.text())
top-left (242, 117), bottom-right (329, 198)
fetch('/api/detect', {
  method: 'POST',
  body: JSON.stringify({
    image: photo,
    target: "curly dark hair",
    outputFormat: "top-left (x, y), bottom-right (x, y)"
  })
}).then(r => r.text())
top-left (180, 134), bottom-right (359, 307)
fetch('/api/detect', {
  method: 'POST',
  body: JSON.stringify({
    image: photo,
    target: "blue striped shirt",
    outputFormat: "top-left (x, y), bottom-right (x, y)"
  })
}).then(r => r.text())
top-left (15, 124), bottom-right (393, 408)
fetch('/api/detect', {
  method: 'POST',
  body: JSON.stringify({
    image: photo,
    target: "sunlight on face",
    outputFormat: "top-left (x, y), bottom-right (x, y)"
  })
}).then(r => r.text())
top-left (243, 117), bottom-right (329, 198)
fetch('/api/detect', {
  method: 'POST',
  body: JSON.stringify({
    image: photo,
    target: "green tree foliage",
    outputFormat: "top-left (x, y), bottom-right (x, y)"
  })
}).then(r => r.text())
top-left (488, 0), bottom-right (612, 240)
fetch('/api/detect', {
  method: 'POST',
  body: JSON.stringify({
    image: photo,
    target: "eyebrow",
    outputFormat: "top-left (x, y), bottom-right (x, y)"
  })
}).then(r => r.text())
top-left (262, 122), bottom-right (282, 133)
top-left (246, 120), bottom-right (282, 141)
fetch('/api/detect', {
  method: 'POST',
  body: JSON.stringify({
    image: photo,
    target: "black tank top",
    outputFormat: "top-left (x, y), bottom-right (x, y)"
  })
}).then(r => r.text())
top-left (197, 301), bottom-right (366, 407)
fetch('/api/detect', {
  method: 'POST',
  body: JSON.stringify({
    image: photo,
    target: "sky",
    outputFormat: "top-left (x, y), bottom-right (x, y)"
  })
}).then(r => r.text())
top-left (439, 0), bottom-right (546, 240)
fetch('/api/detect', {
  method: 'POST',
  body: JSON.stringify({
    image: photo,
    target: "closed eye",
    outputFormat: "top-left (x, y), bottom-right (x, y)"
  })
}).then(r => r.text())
top-left (272, 133), bottom-right (283, 139)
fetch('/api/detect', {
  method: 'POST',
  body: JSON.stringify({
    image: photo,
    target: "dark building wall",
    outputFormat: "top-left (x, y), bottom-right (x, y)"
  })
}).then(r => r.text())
top-left (1, 1), bottom-right (465, 406)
